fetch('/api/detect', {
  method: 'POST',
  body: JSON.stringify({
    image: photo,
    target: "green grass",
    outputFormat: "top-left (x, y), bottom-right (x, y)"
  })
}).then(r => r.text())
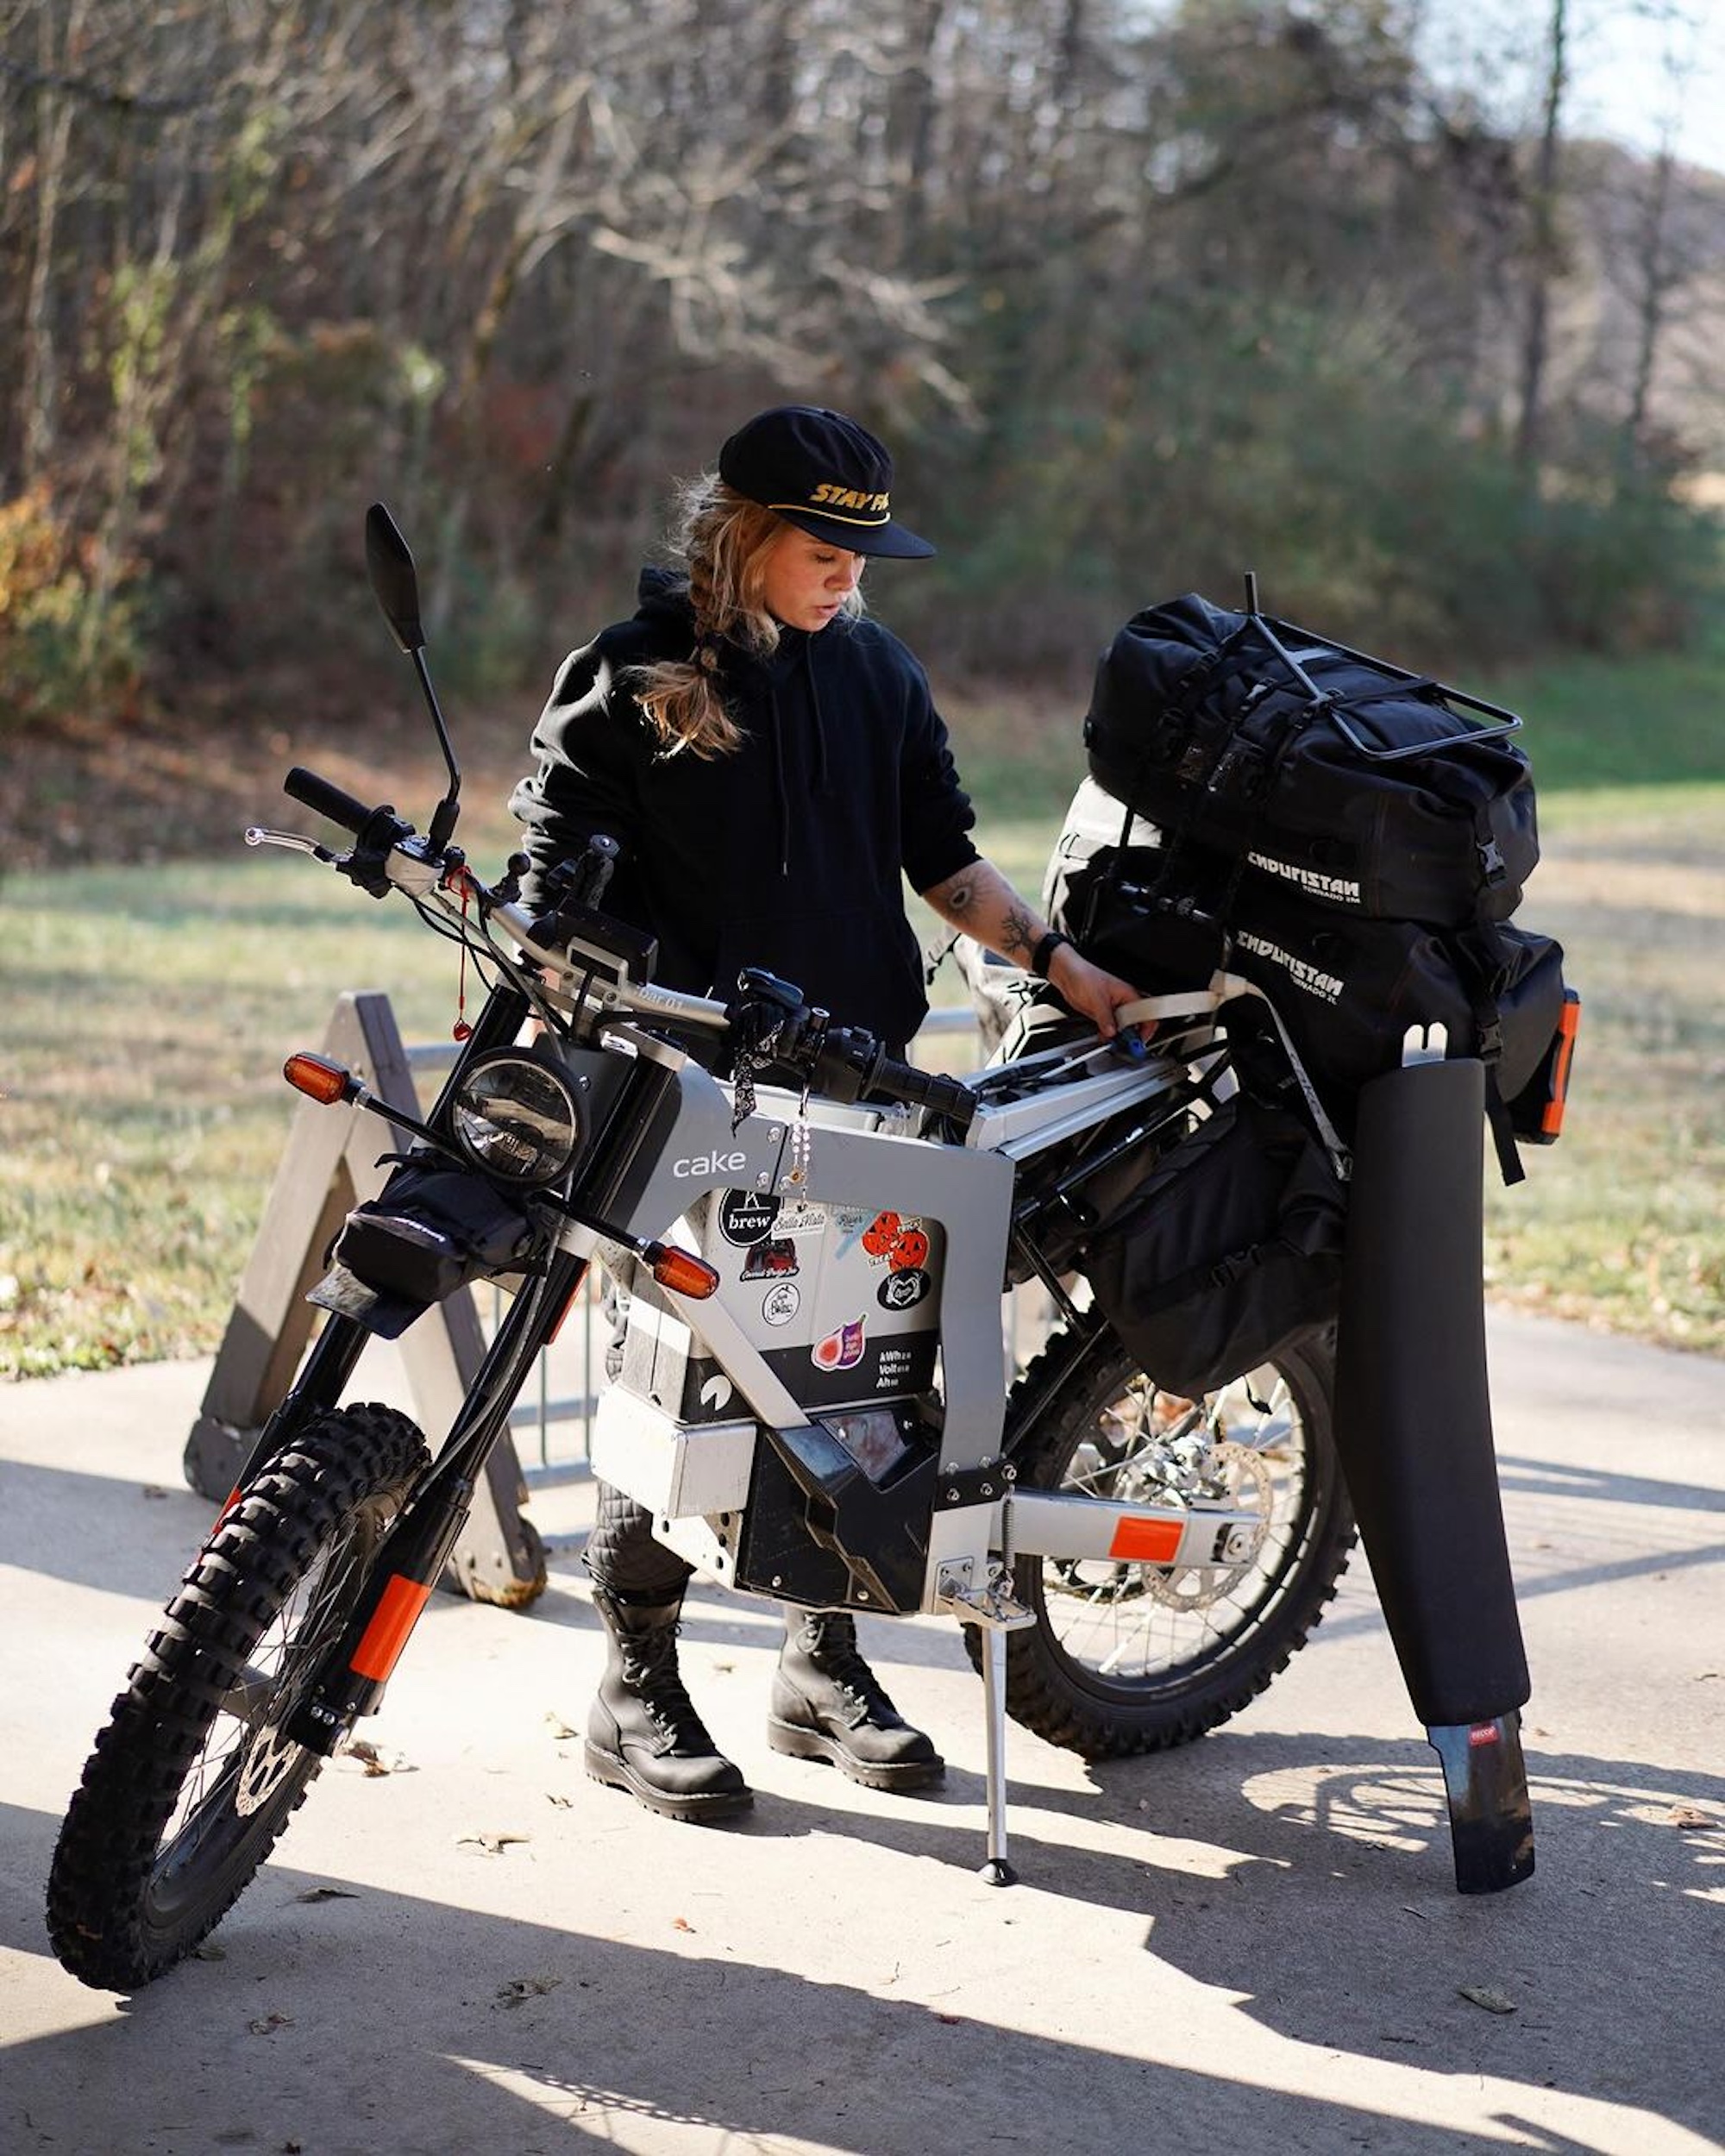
top-left (3, 642), bottom-right (1722, 1377)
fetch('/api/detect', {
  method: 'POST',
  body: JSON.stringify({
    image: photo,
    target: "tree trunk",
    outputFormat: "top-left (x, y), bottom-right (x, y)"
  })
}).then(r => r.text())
top-left (1514, 0), bottom-right (1567, 475)
top-left (17, 0), bottom-right (91, 489)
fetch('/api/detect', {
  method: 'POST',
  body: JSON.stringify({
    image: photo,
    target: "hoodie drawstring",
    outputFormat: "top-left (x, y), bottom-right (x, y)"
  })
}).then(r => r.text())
top-left (769, 634), bottom-right (830, 877)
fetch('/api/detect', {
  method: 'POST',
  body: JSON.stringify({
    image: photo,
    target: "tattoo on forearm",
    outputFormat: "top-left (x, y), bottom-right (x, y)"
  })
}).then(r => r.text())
top-left (940, 874), bottom-right (976, 915)
top-left (1000, 906), bottom-right (1035, 958)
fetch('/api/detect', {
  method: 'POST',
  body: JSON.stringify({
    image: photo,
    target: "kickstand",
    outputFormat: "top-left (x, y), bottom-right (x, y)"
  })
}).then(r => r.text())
top-left (977, 1625), bottom-right (1015, 1886)
top-left (1427, 1710), bottom-right (1536, 1894)
top-left (942, 1567), bottom-right (1035, 1887)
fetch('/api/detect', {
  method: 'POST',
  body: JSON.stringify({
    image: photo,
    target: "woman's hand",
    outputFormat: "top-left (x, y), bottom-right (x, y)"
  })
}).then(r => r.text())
top-left (1046, 944), bottom-right (1153, 1042)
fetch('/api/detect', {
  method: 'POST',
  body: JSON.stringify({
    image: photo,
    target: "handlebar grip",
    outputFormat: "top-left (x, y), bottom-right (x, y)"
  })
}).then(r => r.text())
top-left (284, 765), bottom-right (382, 836)
top-left (869, 1054), bottom-right (978, 1131)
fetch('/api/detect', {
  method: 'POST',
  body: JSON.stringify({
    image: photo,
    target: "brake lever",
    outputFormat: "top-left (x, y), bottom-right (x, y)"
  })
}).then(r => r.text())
top-left (244, 825), bottom-right (337, 862)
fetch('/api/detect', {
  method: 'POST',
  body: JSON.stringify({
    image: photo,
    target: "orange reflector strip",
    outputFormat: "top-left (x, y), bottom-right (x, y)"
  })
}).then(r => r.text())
top-left (1107, 1516), bottom-right (1185, 1564)
top-left (1540, 994), bottom-right (1581, 1138)
top-left (349, 1574), bottom-right (433, 1683)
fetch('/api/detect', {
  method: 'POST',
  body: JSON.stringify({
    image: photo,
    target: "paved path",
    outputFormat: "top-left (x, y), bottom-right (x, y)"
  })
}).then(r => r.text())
top-left (2, 1310), bottom-right (1722, 2155)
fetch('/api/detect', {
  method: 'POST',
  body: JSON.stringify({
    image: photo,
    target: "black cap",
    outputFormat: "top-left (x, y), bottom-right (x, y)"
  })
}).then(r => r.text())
top-left (718, 405), bottom-right (935, 559)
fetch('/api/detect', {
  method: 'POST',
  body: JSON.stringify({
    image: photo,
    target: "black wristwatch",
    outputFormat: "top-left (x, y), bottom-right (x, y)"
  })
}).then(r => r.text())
top-left (1029, 930), bottom-right (1073, 980)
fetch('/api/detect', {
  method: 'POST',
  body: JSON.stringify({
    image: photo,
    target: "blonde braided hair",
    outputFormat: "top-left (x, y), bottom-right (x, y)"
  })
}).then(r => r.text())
top-left (630, 477), bottom-right (865, 758)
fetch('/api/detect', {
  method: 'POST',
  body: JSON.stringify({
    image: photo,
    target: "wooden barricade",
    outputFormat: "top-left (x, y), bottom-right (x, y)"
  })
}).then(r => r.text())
top-left (181, 990), bottom-right (546, 1608)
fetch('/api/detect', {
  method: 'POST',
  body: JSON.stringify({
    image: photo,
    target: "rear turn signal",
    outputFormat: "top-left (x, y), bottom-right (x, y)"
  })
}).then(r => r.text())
top-left (284, 1052), bottom-right (357, 1106)
top-left (1540, 991), bottom-right (1581, 1139)
top-left (647, 1243), bottom-right (721, 1300)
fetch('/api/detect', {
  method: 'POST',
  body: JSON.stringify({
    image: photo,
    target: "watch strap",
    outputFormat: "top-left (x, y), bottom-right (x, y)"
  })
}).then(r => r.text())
top-left (1030, 930), bottom-right (1073, 980)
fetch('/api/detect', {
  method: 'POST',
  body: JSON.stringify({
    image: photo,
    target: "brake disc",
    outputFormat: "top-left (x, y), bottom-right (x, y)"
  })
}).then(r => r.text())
top-left (1146, 1442), bottom-right (1274, 1609)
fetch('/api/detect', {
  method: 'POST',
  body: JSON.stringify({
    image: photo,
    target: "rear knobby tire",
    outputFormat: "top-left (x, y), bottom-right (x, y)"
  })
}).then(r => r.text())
top-left (985, 1327), bottom-right (1354, 1757)
top-left (47, 1402), bottom-right (428, 1991)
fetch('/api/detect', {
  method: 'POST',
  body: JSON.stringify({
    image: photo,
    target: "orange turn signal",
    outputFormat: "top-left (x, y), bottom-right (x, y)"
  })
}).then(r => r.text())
top-left (284, 1052), bottom-right (356, 1105)
top-left (648, 1244), bottom-right (721, 1300)
top-left (1540, 992), bottom-right (1581, 1138)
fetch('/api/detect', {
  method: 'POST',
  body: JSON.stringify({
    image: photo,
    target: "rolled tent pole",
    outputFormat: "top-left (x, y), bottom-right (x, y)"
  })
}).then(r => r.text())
top-left (1331, 1048), bottom-right (1534, 1893)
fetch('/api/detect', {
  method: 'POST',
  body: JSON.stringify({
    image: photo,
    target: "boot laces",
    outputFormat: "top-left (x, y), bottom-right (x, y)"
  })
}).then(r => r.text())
top-left (619, 1622), bottom-right (712, 1749)
top-left (802, 1615), bottom-right (895, 1724)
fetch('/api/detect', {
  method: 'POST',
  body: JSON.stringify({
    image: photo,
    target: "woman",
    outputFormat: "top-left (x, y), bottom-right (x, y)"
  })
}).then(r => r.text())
top-left (511, 405), bottom-right (1143, 1823)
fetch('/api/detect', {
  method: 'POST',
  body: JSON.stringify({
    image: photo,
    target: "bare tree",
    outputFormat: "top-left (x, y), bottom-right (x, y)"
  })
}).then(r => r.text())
top-left (1515, 0), bottom-right (1569, 471)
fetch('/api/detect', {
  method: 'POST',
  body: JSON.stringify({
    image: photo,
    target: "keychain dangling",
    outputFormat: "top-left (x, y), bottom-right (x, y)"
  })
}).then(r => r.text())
top-left (784, 1099), bottom-right (812, 1188)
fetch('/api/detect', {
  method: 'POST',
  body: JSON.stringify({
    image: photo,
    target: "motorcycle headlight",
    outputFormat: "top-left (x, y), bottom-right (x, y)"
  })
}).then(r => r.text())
top-left (450, 1054), bottom-right (584, 1185)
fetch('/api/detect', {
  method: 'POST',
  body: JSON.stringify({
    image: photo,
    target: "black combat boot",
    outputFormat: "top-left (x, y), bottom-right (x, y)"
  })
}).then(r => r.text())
top-left (585, 1585), bottom-right (753, 1822)
top-left (768, 1609), bottom-right (944, 1791)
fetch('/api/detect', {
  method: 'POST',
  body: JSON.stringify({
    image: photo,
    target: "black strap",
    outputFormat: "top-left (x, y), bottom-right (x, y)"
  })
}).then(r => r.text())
top-left (1030, 930), bottom-right (1073, 979)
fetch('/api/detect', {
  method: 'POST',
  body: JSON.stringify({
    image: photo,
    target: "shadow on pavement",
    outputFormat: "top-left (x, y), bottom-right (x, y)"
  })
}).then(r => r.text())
top-left (1, 1787), bottom-right (1670, 2156)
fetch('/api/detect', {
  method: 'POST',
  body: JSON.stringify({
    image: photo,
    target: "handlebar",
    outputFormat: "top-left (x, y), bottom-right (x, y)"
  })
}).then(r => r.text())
top-left (266, 787), bottom-right (973, 1125)
top-left (811, 1022), bottom-right (978, 1133)
top-left (284, 765), bottom-right (380, 836)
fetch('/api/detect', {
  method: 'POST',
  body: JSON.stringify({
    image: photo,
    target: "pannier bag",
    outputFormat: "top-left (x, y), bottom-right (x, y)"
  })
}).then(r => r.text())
top-left (1082, 1092), bottom-right (1346, 1399)
top-left (1084, 592), bottom-right (1539, 925)
top-left (1058, 824), bottom-right (1568, 1145)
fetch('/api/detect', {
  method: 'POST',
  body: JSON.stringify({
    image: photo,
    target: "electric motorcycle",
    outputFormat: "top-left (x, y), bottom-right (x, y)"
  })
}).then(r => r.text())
top-left (46, 508), bottom-right (1427, 1994)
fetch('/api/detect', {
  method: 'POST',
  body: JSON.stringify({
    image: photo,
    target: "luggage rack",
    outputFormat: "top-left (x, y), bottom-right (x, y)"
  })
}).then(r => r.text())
top-left (1238, 567), bottom-right (1524, 761)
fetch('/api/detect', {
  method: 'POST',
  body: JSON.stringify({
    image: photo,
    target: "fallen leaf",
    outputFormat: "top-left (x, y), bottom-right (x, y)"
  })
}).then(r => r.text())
top-left (456, 1830), bottom-right (530, 1855)
top-left (935, 2013), bottom-right (963, 2026)
top-left (494, 1975), bottom-right (562, 2008)
top-left (1458, 1986), bottom-right (1516, 2015)
top-left (337, 1737), bottom-right (412, 1777)
top-left (248, 2011), bottom-right (294, 2034)
top-left (141, 1485), bottom-right (171, 1501)
top-left (192, 1943), bottom-right (227, 1962)
top-left (672, 1916), bottom-right (694, 1933)
top-left (546, 1792), bottom-right (572, 1808)
top-left (543, 1711), bottom-right (578, 1739)
top-left (295, 1886), bottom-right (360, 1903)
top-left (1667, 1805), bottom-right (1712, 1830)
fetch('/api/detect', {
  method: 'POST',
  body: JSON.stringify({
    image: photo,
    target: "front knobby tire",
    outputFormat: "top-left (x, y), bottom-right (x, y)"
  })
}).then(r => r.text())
top-left (47, 1402), bottom-right (428, 1991)
top-left (984, 1327), bottom-right (1354, 1758)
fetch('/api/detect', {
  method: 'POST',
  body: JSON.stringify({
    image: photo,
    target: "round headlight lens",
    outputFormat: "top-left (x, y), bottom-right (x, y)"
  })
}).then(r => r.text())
top-left (450, 1055), bottom-right (583, 1185)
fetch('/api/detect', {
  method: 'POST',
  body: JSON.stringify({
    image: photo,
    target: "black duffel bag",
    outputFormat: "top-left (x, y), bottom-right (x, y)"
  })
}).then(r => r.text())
top-left (1084, 593), bottom-right (1539, 926)
top-left (1057, 824), bottom-right (1567, 1147)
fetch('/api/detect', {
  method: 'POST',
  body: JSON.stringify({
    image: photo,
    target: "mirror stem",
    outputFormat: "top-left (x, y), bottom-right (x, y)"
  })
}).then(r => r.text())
top-left (411, 646), bottom-right (461, 850)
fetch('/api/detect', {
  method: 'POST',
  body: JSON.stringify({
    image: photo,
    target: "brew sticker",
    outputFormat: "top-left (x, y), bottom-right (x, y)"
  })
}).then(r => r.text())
top-left (717, 1189), bottom-right (779, 1247)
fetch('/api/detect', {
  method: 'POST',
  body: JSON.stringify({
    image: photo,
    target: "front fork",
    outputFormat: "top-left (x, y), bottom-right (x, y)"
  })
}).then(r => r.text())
top-left (284, 1247), bottom-right (590, 1753)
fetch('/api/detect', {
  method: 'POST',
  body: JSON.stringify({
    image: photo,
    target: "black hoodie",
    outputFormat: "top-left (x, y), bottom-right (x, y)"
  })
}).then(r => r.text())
top-left (510, 568), bottom-right (979, 1048)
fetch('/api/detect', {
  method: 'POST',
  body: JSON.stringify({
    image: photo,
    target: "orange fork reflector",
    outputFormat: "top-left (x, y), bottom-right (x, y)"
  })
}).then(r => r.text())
top-left (1107, 1515), bottom-right (1185, 1564)
top-left (349, 1575), bottom-right (433, 1683)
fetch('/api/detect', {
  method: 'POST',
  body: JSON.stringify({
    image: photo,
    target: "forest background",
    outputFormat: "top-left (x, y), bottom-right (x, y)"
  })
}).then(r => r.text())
top-left (2, 0), bottom-right (1723, 1376)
